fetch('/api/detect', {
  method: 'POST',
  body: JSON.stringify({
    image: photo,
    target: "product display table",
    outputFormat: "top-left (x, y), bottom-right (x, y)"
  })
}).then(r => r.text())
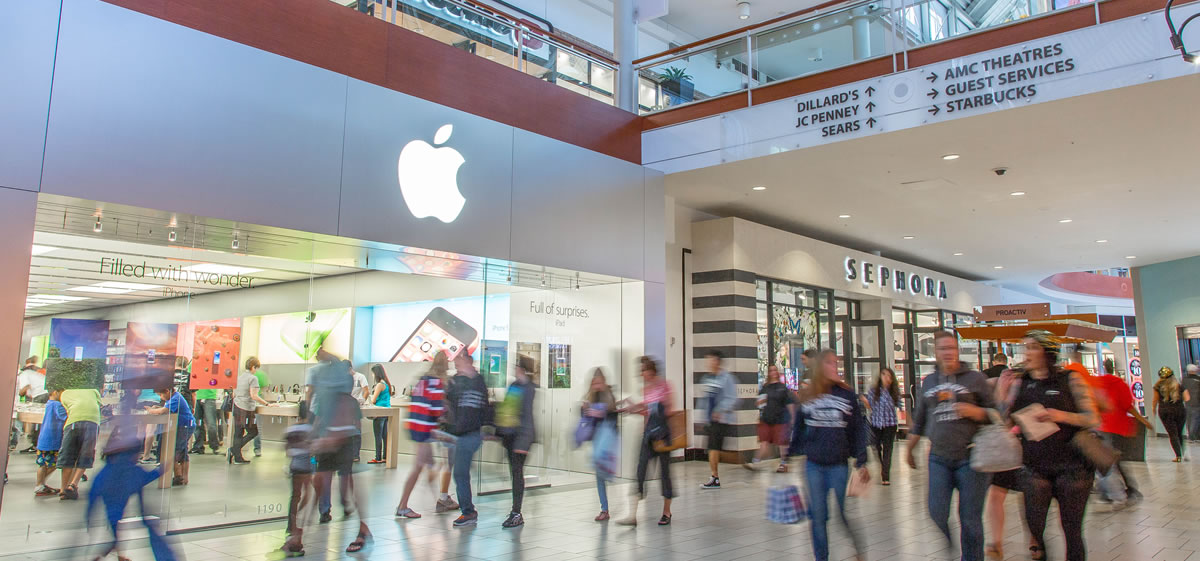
top-left (13, 406), bottom-right (45, 425)
top-left (240, 403), bottom-right (407, 469)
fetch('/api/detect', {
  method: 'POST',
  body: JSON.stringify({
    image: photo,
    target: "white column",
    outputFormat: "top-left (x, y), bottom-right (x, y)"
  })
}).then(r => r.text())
top-left (613, 0), bottom-right (638, 112)
top-left (852, 8), bottom-right (872, 60)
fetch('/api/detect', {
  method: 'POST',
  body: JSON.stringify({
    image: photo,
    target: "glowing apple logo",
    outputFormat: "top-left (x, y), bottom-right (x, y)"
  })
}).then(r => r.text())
top-left (397, 124), bottom-right (466, 223)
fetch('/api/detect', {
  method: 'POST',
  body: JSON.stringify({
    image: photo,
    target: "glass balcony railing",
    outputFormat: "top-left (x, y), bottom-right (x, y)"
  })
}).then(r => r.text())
top-left (334, 0), bottom-right (618, 106)
top-left (634, 0), bottom-right (1098, 114)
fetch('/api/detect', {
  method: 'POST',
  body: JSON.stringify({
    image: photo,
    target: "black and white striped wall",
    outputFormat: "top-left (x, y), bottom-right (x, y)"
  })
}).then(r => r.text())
top-left (691, 268), bottom-right (762, 460)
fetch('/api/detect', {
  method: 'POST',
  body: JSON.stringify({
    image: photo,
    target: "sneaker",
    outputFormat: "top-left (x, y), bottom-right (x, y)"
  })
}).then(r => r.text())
top-left (19, 446), bottom-right (36, 454)
top-left (501, 512), bottom-right (524, 528)
top-left (700, 477), bottom-right (720, 489)
top-left (319, 511), bottom-right (332, 524)
top-left (190, 448), bottom-right (204, 455)
top-left (452, 512), bottom-right (478, 527)
top-left (436, 497), bottom-right (459, 513)
top-left (254, 451), bottom-right (262, 458)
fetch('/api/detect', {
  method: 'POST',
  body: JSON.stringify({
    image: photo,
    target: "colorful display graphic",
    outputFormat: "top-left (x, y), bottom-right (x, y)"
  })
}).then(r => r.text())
top-left (515, 342), bottom-right (542, 387)
top-left (481, 340), bottom-right (508, 388)
top-left (369, 295), bottom-right (509, 363)
top-left (256, 308), bottom-right (350, 364)
top-left (46, 318), bottom-right (110, 390)
top-left (548, 343), bottom-right (571, 389)
top-left (773, 307), bottom-right (818, 391)
top-left (190, 323), bottom-right (242, 390)
top-left (122, 322), bottom-right (179, 390)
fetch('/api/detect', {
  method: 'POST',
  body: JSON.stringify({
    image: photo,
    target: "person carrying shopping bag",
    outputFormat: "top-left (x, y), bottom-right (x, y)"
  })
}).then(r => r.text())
top-left (789, 349), bottom-right (869, 561)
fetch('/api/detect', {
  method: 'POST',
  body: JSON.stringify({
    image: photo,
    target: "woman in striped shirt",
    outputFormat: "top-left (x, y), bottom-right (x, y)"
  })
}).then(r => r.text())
top-left (395, 352), bottom-right (451, 518)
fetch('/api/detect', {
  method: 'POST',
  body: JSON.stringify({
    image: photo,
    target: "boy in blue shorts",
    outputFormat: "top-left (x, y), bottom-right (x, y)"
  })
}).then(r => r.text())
top-left (35, 389), bottom-right (67, 497)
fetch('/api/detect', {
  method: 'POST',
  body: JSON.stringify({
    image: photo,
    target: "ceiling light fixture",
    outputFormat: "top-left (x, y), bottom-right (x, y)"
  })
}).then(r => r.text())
top-left (903, 235), bottom-right (915, 240)
top-left (1126, 255), bottom-right (1137, 259)
top-left (993, 265), bottom-right (1004, 269)
top-left (31, 245), bottom-right (57, 256)
top-left (838, 214), bottom-right (851, 219)
top-left (231, 232), bottom-right (240, 250)
top-left (1010, 191), bottom-right (1026, 196)
top-left (93, 217), bottom-right (102, 233)
top-left (1058, 219), bottom-right (1073, 223)
top-left (1096, 239), bottom-right (1108, 243)
top-left (183, 264), bottom-right (262, 275)
top-left (953, 252), bottom-right (964, 256)
top-left (752, 185), bottom-right (767, 191)
top-left (69, 281), bottom-right (162, 295)
top-left (168, 230), bottom-right (177, 242)
top-left (941, 154), bottom-right (960, 160)
top-left (738, 2), bottom-right (751, 20)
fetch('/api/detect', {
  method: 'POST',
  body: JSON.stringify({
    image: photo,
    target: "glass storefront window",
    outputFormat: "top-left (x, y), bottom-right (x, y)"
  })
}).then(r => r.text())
top-left (4, 194), bottom-right (646, 552)
top-left (755, 279), bottom-right (833, 391)
top-left (916, 310), bottom-right (940, 328)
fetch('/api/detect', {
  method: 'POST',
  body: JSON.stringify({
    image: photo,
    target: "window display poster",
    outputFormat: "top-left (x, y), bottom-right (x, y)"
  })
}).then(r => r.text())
top-left (47, 318), bottom-right (110, 390)
top-left (548, 343), bottom-right (571, 389)
top-left (481, 339), bottom-right (508, 388)
top-left (773, 307), bottom-right (817, 391)
top-left (256, 308), bottom-right (350, 364)
top-left (122, 322), bottom-right (179, 390)
top-left (190, 323), bottom-right (242, 390)
top-left (28, 335), bottom-right (49, 366)
top-left (369, 294), bottom-right (509, 363)
top-left (516, 342), bottom-right (542, 386)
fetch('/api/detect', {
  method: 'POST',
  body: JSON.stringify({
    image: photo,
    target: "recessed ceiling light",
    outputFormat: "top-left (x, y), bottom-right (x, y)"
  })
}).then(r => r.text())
top-left (1010, 191), bottom-right (1026, 196)
top-left (1096, 239), bottom-right (1108, 243)
top-left (751, 186), bottom-right (767, 191)
top-left (953, 252), bottom-right (964, 256)
top-left (69, 281), bottom-right (161, 295)
top-left (942, 154), bottom-right (960, 160)
top-left (838, 214), bottom-right (851, 219)
top-left (1058, 219), bottom-right (1073, 223)
top-left (993, 266), bottom-right (1004, 269)
top-left (1126, 255), bottom-right (1137, 259)
top-left (31, 245), bottom-right (57, 256)
top-left (903, 236), bottom-right (915, 240)
top-left (183, 264), bottom-right (263, 275)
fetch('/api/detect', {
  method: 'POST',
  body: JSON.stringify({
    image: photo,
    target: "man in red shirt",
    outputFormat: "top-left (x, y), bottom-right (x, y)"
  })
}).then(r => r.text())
top-left (1084, 351), bottom-right (1152, 507)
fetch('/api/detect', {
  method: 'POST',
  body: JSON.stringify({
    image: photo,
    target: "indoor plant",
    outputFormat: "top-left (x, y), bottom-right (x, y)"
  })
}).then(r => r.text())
top-left (658, 66), bottom-right (695, 104)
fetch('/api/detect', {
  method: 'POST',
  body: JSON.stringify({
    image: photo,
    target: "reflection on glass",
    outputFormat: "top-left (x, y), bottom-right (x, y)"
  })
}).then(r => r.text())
top-left (915, 331), bottom-right (935, 361)
top-left (641, 39), bottom-right (748, 113)
top-left (916, 310), bottom-right (940, 328)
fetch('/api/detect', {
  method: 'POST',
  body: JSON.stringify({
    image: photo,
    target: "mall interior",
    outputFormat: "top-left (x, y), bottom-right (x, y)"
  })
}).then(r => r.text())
top-left (1, 0), bottom-right (1198, 560)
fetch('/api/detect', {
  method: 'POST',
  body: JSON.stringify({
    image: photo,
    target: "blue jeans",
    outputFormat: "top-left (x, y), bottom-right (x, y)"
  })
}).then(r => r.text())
top-left (452, 431), bottom-right (482, 515)
top-left (805, 461), bottom-right (861, 561)
top-left (596, 473), bottom-right (609, 511)
top-left (928, 454), bottom-right (989, 561)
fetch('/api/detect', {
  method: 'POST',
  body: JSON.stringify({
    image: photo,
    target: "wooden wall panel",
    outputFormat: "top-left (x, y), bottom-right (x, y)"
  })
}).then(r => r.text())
top-left (641, 92), bottom-right (749, 130)
top-left (101, 0), bottom-right (640, 163)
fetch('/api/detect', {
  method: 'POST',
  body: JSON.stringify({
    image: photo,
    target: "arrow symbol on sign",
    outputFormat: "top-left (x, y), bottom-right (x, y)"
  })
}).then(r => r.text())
top-left (866, 117), bottom-right (877, 128)
top-left (865, 101), bottom-right (876, 111)
top-left (926, 72), bottom-right (937, 83)
top-left (928, 105), bottom-right (941, 116)
top-left (927, 89), bottom-right (939, 100)
top-left (865, 86), bottom-right (876, 97)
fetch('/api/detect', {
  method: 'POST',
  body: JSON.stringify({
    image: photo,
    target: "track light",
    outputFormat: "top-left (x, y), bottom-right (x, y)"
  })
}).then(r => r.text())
top-left (231, 232), bottom-right (240, 250)
top-left (738, 1), bottom-right (751, 19)
top-left (93, 217), bottom-right (102, 233)
top-left (168, 230), bottom-right (177, 242)
top-left (575, 273), bottom-right (581, 291)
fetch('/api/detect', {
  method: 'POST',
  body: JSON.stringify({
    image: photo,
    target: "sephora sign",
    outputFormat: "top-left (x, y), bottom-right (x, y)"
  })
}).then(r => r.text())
top-left (844, 257), bottom-right (947, 300)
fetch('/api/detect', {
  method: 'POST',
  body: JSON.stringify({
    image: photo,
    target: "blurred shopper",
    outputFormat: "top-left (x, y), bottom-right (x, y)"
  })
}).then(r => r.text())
top-left (905, 330), bottom-right (994, 561)
top-left (34, 388), bottom-right (66, 497)
top-left (367, 364), bottom-right (395, 465)
top-left (88, 416), bottom-right (177, 561)
top-left (790, 349), bottom-right (868, 561)
top-left (143, 387), bottom-right (195, 485)
top-left (1152, 366), bottom-right (1190, 462)
top-left (617, 357), bottom-right (675, 527)
top-left (1183, 364), bottom-right (1200, 443)
top-left (395, 353), bottom-right (454, 518)
top-left (700, 350), bottom-right (736, 490)
top-left (16, 356), bottom-right (48, 453)
top-left (228, 357), bottom-right (268, 465)
top-left (1008, 331), bottom-right (1099, 561)
top-left (495, 356), bottom-right (537, 528)
top-left (447, 352), bottom-right (489, 527)
top-left (985, 366), bottom-right (1031, 561)
top-left (280, 422), bottom-right (314, 557)
top-left (190, 383), bottom-right (221, 455)
top-left (983, 353), bottom-right (1008, 379)
top-left (744, 365), bottom-right (796, 472)
top-left (311, 389), bottom-right (370, 552)
top-left (251, 361), bottom-right (269, 457)
top-left (1092, 361), bottom-right (1153, 507)
top-left (864, 366), bottom-right (900, 485)
top-left (59, 388), bottom-right (102, 500)
top-left (583, 368), bottom-right (619, 521)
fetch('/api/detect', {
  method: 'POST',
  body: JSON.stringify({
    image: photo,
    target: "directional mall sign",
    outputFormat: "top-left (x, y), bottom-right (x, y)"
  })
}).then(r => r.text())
top-left (643, 5), bottom-right (1200, 173)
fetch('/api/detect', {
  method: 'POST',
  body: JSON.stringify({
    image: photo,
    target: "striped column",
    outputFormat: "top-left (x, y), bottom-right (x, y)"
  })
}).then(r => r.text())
top-left (691, 268), bottom-right (761, 462)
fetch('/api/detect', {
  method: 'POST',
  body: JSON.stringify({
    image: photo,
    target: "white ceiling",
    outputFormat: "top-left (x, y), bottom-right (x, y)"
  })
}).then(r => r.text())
top-left (657, 0), bottom-right (828, 40)
top-left (663, 75), bottom-right (1200, 303)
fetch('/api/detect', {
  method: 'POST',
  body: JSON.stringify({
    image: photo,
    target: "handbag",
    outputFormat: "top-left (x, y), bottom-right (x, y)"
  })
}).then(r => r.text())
top-left (649, 406), bottom-right (687, 453)
top-left (847, 468), bottom-right (872, 498)
top-left (574, 416), bottom-right (598, 448)
top-left (970, 409), bottom-right (1024, 472)
top-left (1071, 429), bottom-right (1118, 474)
top-left (766, 484), bottom-right (805, 524)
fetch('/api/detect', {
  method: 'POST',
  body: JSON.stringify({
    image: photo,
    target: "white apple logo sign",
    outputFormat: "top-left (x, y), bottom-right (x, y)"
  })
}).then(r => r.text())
top-left (397, 124), bottom-right (466, 223)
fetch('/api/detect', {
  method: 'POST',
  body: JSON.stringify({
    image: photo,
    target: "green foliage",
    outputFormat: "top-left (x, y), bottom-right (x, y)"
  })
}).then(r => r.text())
top-left (46, 358), bottom-right (105, 391)
top-left (658, 66), bottom-right (693, 82)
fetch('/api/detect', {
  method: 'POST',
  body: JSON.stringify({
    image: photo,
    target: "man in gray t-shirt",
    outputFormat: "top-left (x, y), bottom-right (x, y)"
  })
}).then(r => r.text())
top-left (905, 331), bottom-right (994, 561)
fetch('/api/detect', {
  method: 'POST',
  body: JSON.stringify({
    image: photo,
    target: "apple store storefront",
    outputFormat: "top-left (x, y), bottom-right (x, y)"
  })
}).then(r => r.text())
top-left (0, 2), bottom-right (663, 548)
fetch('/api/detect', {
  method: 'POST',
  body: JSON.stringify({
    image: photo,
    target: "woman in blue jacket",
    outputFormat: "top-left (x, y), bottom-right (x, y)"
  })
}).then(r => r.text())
top-left (789, 349), bottom-right (869, 561)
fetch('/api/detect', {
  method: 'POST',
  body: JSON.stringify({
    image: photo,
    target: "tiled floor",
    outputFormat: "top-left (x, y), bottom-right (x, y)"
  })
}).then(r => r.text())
top-left (2, 437), bottom-right (1196, 561)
